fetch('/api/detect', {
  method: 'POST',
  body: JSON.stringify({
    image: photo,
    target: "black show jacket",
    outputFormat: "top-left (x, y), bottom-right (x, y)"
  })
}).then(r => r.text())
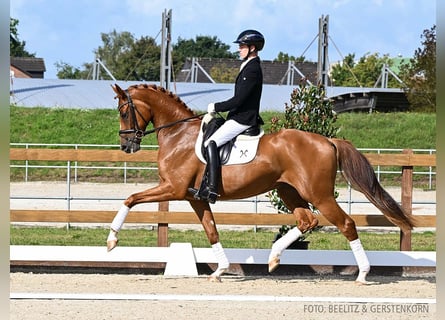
top-left (214, 56), bottom-right (263, 126)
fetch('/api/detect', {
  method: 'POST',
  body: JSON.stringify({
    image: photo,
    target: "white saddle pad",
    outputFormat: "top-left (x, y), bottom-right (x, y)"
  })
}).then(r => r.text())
top-left (194, 122), bottom-right (264, 166)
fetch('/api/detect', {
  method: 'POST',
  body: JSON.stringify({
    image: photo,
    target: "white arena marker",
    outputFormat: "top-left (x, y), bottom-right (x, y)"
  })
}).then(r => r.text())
top-left (164, 243), bottom-right (198, 277)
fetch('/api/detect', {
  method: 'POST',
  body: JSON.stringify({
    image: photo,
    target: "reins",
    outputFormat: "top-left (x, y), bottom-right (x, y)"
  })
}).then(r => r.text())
top-left (140, 113), bottom-right (206, 136)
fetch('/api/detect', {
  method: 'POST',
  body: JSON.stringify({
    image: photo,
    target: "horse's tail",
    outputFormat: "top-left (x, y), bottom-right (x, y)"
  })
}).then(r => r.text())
top-left (330, 138), bottom-right (416, 231)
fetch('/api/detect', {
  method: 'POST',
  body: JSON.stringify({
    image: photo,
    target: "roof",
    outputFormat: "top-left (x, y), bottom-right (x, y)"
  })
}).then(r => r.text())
top-left (9, 78), bottom-right (409, 112)
top-left (176, 57), bottom-right (318, 85)
top-left (9, 78), bottom-right (294, 111)
top-left (10, 57), bottom-right (46, 73)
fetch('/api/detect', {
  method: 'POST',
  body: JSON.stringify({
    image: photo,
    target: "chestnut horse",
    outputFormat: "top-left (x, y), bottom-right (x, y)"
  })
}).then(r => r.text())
top-left (107, 83), bottom-right (415, 283)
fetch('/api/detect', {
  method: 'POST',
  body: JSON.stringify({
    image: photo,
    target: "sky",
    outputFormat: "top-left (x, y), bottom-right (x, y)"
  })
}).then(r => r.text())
top-left (10, 0), bottom-right (436, 80)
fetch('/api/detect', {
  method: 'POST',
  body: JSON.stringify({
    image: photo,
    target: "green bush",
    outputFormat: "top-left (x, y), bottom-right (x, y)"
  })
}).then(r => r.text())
top-left (269, 84), bottom-right (338, 138)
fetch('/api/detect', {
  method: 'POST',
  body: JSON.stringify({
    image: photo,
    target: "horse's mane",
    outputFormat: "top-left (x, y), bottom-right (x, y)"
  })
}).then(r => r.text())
top-left (129, 83), bottom-right (196, 115)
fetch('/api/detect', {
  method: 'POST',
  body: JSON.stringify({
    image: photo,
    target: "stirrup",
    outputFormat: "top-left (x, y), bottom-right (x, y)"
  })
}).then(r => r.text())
top-left (188, 187), bottom-right (200, 198)
top-left (205, 190), bottom-right (218, 204)
top-left (188, 187), bottom-right (218, 203)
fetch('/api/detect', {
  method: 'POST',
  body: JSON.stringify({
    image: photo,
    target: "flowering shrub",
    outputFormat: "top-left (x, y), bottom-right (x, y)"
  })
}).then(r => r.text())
top-left (270, 83), bottom-right (338, 137)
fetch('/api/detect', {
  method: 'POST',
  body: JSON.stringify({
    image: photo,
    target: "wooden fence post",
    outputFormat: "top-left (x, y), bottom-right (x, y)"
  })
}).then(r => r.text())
top-left (157, 201), bottom-right (169, 247)
top-left (400, 149), bottom-right (413, 251)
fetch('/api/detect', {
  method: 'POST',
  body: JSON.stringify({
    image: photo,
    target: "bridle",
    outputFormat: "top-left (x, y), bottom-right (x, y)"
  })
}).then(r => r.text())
top-left (117, 90), bottom-right (205, 142)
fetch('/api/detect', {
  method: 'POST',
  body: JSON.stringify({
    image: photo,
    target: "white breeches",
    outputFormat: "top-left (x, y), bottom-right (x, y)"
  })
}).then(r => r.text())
top-left (205, 119), bottom-right (250, 147)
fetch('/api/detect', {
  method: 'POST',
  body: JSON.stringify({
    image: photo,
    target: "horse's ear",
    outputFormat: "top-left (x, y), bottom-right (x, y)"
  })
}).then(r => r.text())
top-left (111, 84), bottom-right (125, 99)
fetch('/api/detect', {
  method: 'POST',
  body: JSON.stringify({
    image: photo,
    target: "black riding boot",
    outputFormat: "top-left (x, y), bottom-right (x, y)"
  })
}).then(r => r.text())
top-left (188, 140), bottom-right (220, 203)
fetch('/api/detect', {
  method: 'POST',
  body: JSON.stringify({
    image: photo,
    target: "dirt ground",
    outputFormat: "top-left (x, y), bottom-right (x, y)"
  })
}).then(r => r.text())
top-left (10, 273), bottom-right (436, 320)
top-left (10, 182), bottom-right (436, 216)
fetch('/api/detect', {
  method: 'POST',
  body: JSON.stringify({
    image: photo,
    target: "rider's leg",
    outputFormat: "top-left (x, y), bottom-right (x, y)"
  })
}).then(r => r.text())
top-left (192, 140), bottom-right (220, 203)
top-left (205, 119), bottom-right (250, 148)
top-left (189, 120), bottom-right (250, 203)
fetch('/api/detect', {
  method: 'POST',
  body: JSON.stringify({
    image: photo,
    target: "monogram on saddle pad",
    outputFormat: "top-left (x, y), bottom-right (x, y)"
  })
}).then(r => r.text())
top-left (194, 115), bottom-right (264, 165)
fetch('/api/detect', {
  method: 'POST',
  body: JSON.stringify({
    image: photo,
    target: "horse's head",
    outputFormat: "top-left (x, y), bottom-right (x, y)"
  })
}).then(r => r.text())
top-left (112, 84), bottom-right (152, 153)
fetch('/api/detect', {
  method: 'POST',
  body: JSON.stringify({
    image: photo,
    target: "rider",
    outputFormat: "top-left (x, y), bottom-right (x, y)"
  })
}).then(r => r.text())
top-left (189, 29), bottom-right (265, 203)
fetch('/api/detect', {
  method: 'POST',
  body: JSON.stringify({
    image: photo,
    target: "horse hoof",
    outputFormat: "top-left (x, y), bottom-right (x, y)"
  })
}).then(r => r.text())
top-left (268, 257), bottom-right (280, 273)
top-left (310, 218), bottom-right (319, 229)
top-left (208, 275), bottom-right (222, 282)
top-left (107, 239), bottom-right (118, 252)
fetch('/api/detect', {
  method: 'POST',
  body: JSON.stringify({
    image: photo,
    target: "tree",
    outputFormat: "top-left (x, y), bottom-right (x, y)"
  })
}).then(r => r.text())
top-left (65, 30), bottom-right (162, 81)
top-left (400, 25), bottom-right (436, 112)
top-left (173, 35), bottom-right (237, 61)
top-left (172, 35), bottom-right (239, 83)
top-left (331, 52), bottom-right (400, 88)
top-left (274, 52), bottom-right (306, 63)
top-left (113, 36), bottom-right (161, 81)
top-left (56, 60), bottom-right (92, 79)
top-left (55, 32), bottom-right (238, 80)
top-left (93, 30), bottom-right (138, 80)
top-left (330, 53), bottom-right (356, 86)
top-left (55, 61), bottom-right (83, 79)
top-left (209, 64), bottom-right (238, 83)
top-left (10, 18), bottom-right (35, 57)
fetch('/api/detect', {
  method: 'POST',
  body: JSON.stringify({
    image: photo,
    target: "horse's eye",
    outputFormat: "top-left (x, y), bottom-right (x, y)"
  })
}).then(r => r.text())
top-left (121, 112), bottom-right (128, 119)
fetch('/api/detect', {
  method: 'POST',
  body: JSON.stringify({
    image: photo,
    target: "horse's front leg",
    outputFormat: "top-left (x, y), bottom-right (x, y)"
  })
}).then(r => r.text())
top-left (107, 182), bottom-right (176, 251)
top-left (189, 200), bottom-right (229, 282)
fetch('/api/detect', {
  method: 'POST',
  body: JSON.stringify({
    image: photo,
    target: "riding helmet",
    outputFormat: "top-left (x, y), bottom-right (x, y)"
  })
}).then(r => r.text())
top-left (234, 30), bottom-right (265, 51)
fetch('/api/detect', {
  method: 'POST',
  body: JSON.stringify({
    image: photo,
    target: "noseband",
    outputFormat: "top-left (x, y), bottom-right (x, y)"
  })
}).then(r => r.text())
top-left (118, 91), bottom-right (147, 144)
top-left (118, 90), bottom-right (205, 142)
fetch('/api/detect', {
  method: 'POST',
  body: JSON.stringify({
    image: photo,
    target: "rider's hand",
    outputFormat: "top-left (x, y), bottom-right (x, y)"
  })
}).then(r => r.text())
top-left (202, 113), bottom-right (214, 124)
top-left (207, 103), bottom-right (216, 115)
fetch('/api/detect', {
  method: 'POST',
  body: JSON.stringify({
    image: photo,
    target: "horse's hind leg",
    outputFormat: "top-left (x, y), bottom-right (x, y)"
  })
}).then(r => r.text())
top-left (189, 199), bottom-right (229, 282)
top-left (268, 184), bottom-right (319, 272)
top-left (315, 198), bottom-right (371, 284)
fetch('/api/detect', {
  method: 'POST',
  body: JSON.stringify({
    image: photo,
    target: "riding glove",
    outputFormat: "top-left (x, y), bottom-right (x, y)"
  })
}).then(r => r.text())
top-left (207, 103), bottom-right (216, 115)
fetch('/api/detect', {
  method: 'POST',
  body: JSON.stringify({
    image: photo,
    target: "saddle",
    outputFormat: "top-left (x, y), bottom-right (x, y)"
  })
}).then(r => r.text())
top-left (196, 115), bottom-right (264, 165)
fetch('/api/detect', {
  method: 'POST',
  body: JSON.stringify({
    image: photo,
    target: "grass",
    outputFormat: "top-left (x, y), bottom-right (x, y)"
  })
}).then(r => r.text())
top-left (10, 107), bottom-right (436, 149)
top-left (10, 226), bottom-right (436, 251)
top-left (10, 107), bottom-right (122, 145)
top-left (333, 112), bottom-right (436, 149)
